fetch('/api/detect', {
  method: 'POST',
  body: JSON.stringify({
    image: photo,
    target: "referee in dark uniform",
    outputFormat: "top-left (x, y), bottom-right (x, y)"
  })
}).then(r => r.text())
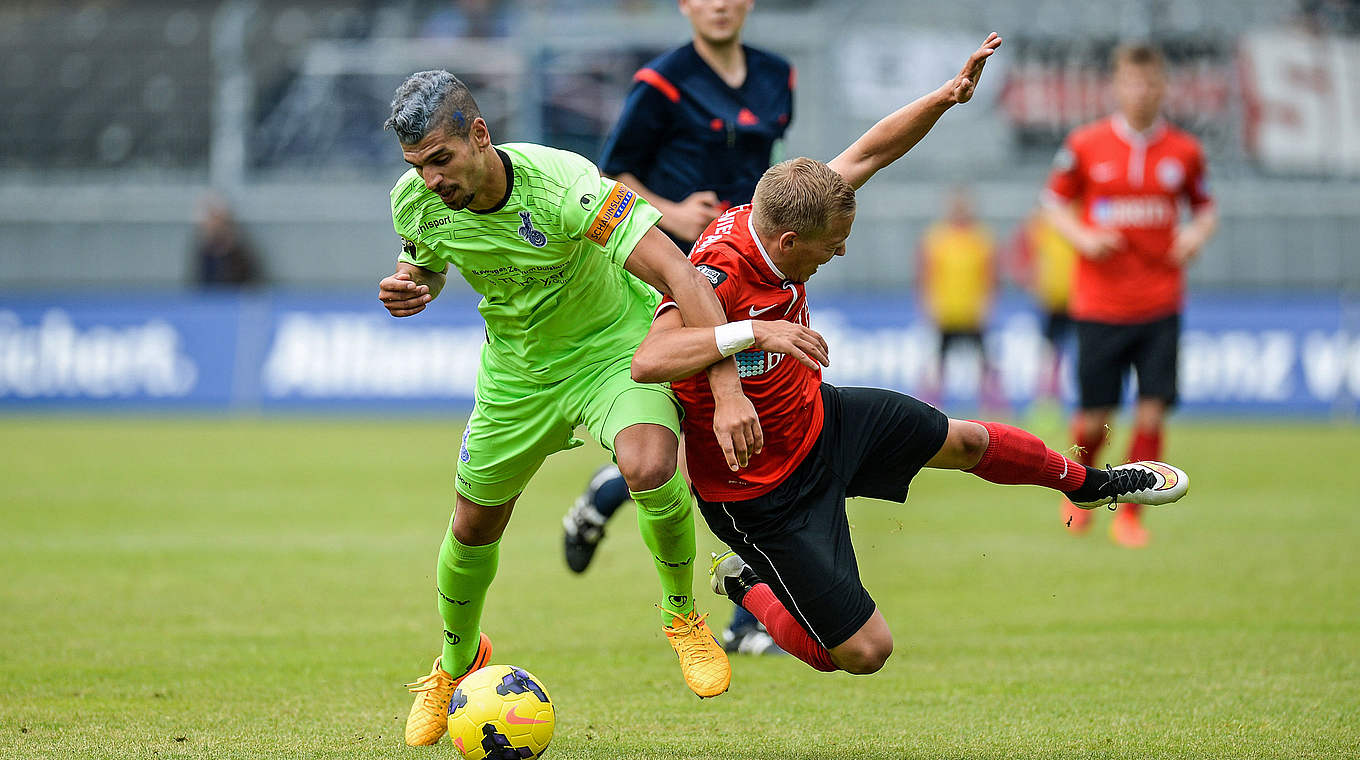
top-left (561, 0), bottom-right (795, 655)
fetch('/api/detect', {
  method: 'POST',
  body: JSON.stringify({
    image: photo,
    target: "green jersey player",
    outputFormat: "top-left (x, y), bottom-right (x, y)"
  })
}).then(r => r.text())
top-left (378, 71), bottom-right (762, 746)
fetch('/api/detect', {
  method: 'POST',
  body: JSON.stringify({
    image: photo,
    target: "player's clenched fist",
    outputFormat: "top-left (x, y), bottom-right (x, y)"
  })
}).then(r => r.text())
top-left (379, 270), bottom-right (432, 317)
top-left (753, 320), bottom-right (829, 370)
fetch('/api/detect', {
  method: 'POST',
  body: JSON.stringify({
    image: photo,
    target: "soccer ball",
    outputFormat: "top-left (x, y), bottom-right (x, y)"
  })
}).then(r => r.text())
top-left (447, 665), bottom-right (555, 759)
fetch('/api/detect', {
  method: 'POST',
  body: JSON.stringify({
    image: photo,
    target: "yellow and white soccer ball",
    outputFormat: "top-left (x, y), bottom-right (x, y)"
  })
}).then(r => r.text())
top-left (447, 665), bottom-right (555, 760)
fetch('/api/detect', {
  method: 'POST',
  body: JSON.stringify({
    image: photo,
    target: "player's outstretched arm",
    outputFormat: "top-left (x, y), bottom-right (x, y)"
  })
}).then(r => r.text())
top-left (632, 311), bottom-right (829, 385)
top-left (623, 225), bottom-right (764, 469)
top-left (828, 32), bottom-right (1001, 190)
top-left (379, 261), bottom-right (447, 317)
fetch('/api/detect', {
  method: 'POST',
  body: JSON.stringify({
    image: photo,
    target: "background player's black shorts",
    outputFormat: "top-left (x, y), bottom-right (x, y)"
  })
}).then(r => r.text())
top-left (939, 329), bottom-right (985, 362)
top-left (1042, 309), bottom-right (1073, 349)
top-left (695, 384), bottom-right (949, 650)
top-left (1075, 313), bottom-right (1180, 409)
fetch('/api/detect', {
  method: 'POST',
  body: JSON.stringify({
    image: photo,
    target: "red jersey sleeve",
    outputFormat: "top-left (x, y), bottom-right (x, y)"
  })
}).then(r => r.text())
top-left (654, 245), bottom-right (741, 321)
top-left (1183, 142), bottom-right (1214, 210)
top-left (1044, 134), bottom-right (1084, 205)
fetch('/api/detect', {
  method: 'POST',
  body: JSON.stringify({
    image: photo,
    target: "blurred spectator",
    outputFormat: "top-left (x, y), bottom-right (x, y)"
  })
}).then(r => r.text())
top-left (1005, 209), bottom-right (1077, 401)
top-left (192, 195), bottom-right (262, 288)
top-left (1296, 0), bottom-right (1360, 33)
top-left (421, 0), bottom-right (513, 38)
top-left (917, 186), bottom-right (1001, 410)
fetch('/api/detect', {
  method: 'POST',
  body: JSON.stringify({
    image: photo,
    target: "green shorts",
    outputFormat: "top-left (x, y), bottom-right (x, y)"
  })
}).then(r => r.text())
top-left (454, 352), bottom-right (681, 506)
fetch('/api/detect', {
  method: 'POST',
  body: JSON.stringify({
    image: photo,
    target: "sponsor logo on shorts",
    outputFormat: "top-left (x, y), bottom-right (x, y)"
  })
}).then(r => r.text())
top-left (695, 264), bottom-right (727, 288)
top-left (460, 423), bottom-right (472, 463)
top-left (585, 182), bottom-right (636, 246)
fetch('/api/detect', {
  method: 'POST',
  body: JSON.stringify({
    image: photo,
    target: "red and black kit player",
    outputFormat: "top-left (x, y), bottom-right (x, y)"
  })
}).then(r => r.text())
top-left (632, 35), bottom-right (1190, 676)
top-left (1043, 43), bottom-right (1218, 547)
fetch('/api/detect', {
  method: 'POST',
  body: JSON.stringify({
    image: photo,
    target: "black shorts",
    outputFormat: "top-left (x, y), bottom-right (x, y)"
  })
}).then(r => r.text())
top-left (939, 329), bottom-right (985, 363)
top-left (1075, 314), bottom-right (1180, 409)
top-left (1042, 310), bottom-right (1073, 349)
top-left (695, 384), bottom-right (949, 649)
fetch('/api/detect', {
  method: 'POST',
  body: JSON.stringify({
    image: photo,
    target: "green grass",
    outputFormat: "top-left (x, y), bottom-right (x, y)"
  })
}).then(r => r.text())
top-left (1, 416), bottom-right (1357, 759)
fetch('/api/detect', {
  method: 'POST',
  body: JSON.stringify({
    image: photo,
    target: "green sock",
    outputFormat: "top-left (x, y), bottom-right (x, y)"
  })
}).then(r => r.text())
top-left (436, 524), bottom-right (499, 675)
top-left (630, 468), bottom-right (697, 625)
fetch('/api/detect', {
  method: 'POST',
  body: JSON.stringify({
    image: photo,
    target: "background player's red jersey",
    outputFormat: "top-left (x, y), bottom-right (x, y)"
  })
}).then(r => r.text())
top-left (657, 205), bottom-right (823, 501)
top-left (1045, 114), bottom-right (1213, 323)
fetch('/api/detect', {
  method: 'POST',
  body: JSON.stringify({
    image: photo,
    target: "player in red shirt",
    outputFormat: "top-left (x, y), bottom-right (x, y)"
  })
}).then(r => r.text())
top-left (631, 34), bottom-right (1190, 676)
top-left (1043, 44), bottom-right (1218, 547)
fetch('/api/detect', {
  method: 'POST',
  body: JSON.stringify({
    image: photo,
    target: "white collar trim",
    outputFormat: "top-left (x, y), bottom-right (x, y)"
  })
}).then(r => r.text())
top-left (747, 214), bottom-right (788, 281)
top-left (1112, 112), bottom-right (1166, 145)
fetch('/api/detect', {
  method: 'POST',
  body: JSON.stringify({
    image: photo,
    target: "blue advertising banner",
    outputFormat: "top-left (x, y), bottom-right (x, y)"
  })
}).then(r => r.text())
top-left (1, 290), bottom-right (1357, 416)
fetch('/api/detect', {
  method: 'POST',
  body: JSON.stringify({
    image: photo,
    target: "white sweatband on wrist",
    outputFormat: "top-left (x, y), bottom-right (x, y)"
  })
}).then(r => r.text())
top-left (715, 320), bottom-right (756, 357)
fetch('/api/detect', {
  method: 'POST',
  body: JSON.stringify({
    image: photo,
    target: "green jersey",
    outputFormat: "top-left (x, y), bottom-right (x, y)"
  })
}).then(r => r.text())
top-left (391, 143), bottom-right (664, 383)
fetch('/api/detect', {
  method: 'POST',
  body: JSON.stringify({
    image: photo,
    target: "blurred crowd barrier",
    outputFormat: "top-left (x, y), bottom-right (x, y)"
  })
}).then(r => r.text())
top-left (1, 1), bottom-right (1358, 294)
top-left (2, 291), bottom-right (1358, 417)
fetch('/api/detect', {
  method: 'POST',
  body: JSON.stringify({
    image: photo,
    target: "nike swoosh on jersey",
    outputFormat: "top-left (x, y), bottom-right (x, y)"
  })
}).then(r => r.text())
top-left (748, 303), bottom-right (780, 317)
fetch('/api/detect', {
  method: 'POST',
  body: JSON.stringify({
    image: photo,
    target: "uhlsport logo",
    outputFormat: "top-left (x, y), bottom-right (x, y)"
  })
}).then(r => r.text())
top-left (417, 216), bottom-right (452, 236)
top-left (518, 211), bottom-right (547, 247)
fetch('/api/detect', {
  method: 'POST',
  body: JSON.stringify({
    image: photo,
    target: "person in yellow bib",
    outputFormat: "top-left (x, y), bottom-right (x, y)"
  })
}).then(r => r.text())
top-left (918, 187), bottom-right (999, 407)
top-left (1008, 210), bottom-right (1078, 400)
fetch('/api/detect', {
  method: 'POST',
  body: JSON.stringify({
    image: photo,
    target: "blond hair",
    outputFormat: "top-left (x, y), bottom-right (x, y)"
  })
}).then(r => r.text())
top-left (751, 157), bottom-right (856, 238)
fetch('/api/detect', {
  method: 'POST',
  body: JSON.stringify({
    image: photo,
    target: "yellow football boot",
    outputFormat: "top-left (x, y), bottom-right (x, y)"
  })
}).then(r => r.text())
top-left (664, 610), bottom-right (731, 698)
top-left (403, 633), bottom-right (492, 746)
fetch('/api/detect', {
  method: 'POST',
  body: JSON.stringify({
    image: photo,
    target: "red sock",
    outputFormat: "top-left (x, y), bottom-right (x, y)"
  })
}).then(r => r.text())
top-left (741, 583), bottom-right (836, 672)
top-left (966, 420), bottom-right (1088, 492)
top-left (1121, 427), bottom-right (1163, 519)
top-left (1072, 421), bottom-right (1104, 468)
top-left (1126, 427), bottom-right (1162, 463)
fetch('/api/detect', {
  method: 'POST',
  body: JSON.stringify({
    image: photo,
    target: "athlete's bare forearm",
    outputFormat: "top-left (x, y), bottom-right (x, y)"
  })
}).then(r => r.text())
top-left (828, 89), bottom-right (953, 190)
top-left (379, 260), bottom-right (447, 318)
top-left (633, 312), bottom-right (828, 384)
top-left (622, 225), bottom-right (743, 393)
top-left (828, 33), bottom-right (1001, 190)
top-left (398, 260), bottom-right (447, 299)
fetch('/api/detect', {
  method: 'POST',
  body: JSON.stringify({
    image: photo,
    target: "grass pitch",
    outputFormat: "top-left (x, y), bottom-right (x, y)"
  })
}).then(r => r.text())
top-left (1, 416), bottom-right (1357, 759)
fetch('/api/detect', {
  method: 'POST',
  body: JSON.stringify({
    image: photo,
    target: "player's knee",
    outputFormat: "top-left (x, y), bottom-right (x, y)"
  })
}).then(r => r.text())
top-left (451, 496), bottom-right (512, 546)
top-left (936, 419), bottom-right (989, 470)
top-left (954, 420), bottom-right (990, 466)
top-left (615, 452), bottom-right (676, 493)
top-left (838, 637), bottom-right (893, 675)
